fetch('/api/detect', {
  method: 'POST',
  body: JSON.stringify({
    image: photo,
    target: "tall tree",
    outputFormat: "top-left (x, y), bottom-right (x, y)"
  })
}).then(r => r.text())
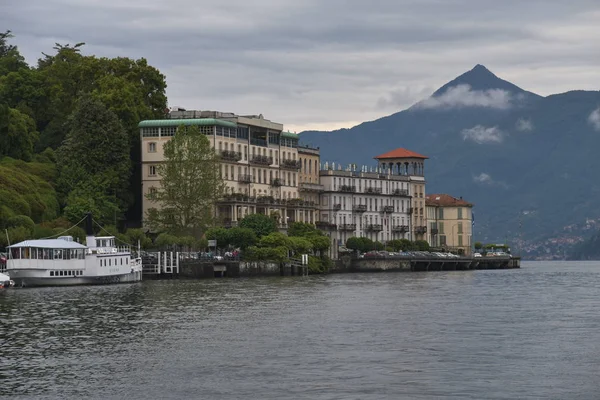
top-left (0, 30), bottom-right (27, 76)
top-left (57, 94), bottom-right (130, 223)
top-left (0, 105), bottom-right (39, 161)
top-left (146, 125), bottom-right (225, 236)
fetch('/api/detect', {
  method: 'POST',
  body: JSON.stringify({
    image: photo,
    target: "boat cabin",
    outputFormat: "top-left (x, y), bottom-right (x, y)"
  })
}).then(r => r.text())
top-left (8, 236), bottom-right (87, 261)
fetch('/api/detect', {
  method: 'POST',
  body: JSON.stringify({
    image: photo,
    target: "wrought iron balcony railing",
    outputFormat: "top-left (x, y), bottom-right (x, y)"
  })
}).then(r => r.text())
top-left (352, 204), bottom-right (367, 213)
top-left (392, 189), bottom-right (409, 196)
top-left (366, 224), bottom-right (384, 232)
top-left (332, 204), bottom-right (342, 211)
top-left (339, 185), bottom-right (356, 193)
top-left (339, 224), bottom-right (356, 231)
top-left (364, 187), bottom-right (382, 194)
top-left (220, 150), bottom-right (242, 162)
top-left (392, 225), bottom-right (409, 233)
top-left (381, 205), bottom-right (394, 213)
top-left (250, 155), bottom-right (273, 166)
top-left (280, 159), bottom-right (301, 170)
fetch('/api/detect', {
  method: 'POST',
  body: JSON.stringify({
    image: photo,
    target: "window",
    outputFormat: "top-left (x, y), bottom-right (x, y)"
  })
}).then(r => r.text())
top-left (458, 235), bottom-right (463, 246)
top-left (148, 142), bottom-right (157, 153)
top-left (458, 207), bottom-right (463, 219)
top-left (438, 208), bottom-right (444, 219)
top-left (458, 222), bottom-right (463, 234)
top-left (149, 165), bottom-right (157, 176)
top-left (50, 271), bottom-right (54, 276)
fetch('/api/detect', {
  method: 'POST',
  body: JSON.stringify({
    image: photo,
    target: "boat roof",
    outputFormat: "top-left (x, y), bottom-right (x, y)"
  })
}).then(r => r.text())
top-left (8, 239), bottom-right (88, 249)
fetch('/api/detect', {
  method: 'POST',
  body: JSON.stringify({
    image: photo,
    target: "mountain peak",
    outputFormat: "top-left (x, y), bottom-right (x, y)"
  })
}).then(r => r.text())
top-left (432, 65), bottom-right (539, 98)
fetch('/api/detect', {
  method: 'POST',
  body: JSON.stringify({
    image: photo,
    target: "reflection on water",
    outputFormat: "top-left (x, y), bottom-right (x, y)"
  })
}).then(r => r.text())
top-left (1, 262), bottom-right (600, 399)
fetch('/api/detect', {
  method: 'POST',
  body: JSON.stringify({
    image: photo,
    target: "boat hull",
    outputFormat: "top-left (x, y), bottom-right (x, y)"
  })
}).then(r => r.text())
top-left (9, 269), bottom-right (143, 287)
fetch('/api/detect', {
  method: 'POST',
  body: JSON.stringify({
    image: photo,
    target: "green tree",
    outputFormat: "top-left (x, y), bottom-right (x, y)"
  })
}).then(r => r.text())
top-left (205, 227), bottom-right (231, 249)
top-left (258, 232), bottom-right (291, 249)
top-left (288, 222), bottom-right (319, 237)
top-left (124, 228), bottom-right (153, 249)
top-left (0, 105), bottom-right (39, 161)
top-left (57, 94), bottom-right (131, 223)
top-left (239, 213), bottom-right (277, 238)
top-left (0, 30), bottom-right (27, 76)
top-left (288, 236), bottom-right (313, 255)
top-left (307, 235), bottom-right (330, 256)
top-left (474, 242), bottom-right (483, 250)
top-left (346, 237), bottom-right (362, 252)
top-left (154, 232), bottom-right (178, 250)
top-left (146, 125), bottom-right (224, 236)
top-left (228, 227), bottom-right (257, 250)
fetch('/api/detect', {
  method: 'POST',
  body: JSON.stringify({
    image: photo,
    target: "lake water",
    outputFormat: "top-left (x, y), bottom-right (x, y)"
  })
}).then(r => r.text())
top-left (1, 261), bottom-right (600, 399)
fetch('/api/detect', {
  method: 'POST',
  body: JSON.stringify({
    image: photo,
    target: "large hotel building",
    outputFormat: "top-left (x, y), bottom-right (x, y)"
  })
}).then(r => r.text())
top-left (140, 109), bottom-right (471, 257)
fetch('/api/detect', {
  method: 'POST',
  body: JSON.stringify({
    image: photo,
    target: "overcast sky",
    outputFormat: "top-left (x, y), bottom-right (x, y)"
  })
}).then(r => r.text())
top-left (2, 0), bottom-right (599, 132)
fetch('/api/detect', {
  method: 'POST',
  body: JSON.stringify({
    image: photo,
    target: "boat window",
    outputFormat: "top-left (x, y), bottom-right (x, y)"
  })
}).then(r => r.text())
top-left (50, 271), bottom-right (54, 276)
top-left (54, 249), bottom-right (62, 260)
top-left (120, 258), bottom-right (123, 265)
top-left (109, 259), bottom-right (111, 266)
top-left (59, 271), bottom-right (63, 276)
top-left (11, 248), bottom-right (21, 259)
top-left (126, 258), bottom-right (128, 264)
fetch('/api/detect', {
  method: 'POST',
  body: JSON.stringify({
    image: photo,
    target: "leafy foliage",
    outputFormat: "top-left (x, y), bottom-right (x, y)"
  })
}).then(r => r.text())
top-left (146, 125), bottom-right (225, 236)
top-left (57, 94), bottom-right (131, 224)
top-left (239, 213), bottom-right (278, 238)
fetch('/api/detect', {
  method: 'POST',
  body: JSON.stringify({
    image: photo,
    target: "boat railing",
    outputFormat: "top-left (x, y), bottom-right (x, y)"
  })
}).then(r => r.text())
top-left (91, 246), bottom-right (132, 255)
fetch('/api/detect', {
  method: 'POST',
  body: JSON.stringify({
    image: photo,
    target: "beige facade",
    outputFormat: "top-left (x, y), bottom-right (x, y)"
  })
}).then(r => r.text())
top-left (425, 194), bottom-right (473, 255)
top-left (314, 148), bottom-right (425, 259)
top-left (140, 111), bottom-right (318, 229)
top-left (374, 149), bottom-right (428, 241)
top-left (298, 145), bottom-right (322, 224)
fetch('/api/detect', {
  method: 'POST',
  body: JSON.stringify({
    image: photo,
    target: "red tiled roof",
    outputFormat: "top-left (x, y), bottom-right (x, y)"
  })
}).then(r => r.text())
top-left (374, 148), bottom-right (428, 160)
top-left (426, 194), bottom-right (473, 207)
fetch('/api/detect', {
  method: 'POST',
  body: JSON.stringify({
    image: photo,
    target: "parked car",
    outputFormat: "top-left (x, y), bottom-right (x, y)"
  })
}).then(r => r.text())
top-left (474, 253), bottom-right (482, 258)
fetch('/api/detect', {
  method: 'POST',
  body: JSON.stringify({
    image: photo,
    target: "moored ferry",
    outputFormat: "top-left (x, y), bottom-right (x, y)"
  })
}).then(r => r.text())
top-left (6, 214), bottom-right (142, 287)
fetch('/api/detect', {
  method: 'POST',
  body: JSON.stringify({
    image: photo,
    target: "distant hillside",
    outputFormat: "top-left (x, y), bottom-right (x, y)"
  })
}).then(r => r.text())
top-left (300, 65), bottom-right (600, 250)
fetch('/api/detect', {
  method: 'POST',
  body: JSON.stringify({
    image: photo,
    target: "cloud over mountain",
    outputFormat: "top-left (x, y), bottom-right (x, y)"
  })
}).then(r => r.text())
top-left (589, 107), bottom-right (600, 131)
top-left (415, 84), bottom-right (512, 110)
top-left (461, 125), bottom-right (504, 144)
top-left (515, 118), bottom-right (534, 132)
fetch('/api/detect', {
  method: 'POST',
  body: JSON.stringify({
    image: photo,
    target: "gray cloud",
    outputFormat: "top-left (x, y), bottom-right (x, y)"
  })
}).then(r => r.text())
top-left (515, 118), bottom-right (534, 132)
top-left (1, 0), bottom-right (600, 131)
top-left (473, 172), bottom-right (509, 188)
top-left (415, 84), bottom-right (513, 110)
top-left (589, 107), bottom-right (600, 131)
top-left (462, 125), bottom-right (505, 144)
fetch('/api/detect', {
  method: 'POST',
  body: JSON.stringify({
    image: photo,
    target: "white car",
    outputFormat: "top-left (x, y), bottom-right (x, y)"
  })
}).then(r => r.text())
top-left (474, 253), bottom-right (482, 258)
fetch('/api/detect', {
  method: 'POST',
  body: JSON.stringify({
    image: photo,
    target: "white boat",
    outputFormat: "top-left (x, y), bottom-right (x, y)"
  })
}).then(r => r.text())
top-left (0, 272), bottom-right (14, 288)
top-left (6, 214), bottom-right (143, 287)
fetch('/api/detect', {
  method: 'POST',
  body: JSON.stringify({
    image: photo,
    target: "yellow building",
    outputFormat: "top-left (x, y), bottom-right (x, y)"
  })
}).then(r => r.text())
top-left (298, 145), bottom-right (322, 224)
top-left (140, 110), bottom-right (318, 229)
top-left (425, 194), bottom-right (473, 255)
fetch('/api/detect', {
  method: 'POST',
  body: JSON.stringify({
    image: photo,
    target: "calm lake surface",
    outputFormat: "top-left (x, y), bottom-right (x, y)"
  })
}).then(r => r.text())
top-left (1, 261), bottom-right (600, 399)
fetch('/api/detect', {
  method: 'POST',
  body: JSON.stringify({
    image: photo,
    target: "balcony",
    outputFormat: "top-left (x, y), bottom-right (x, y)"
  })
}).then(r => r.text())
top-left (257, 196), bottom-right (276, 204)
top-left (381, 205), bottom-right (394, 213)
top-left (392, 189), bottom-right (409, 196)
top-left (316, 221), bottom-right (337, 231)
top-left (219, 193), bottom-right (251, 203)
top-left (292, 199), bottom-right (317, 208)
top-left (280, 159), bottom-right (301, 170)
top-left (415, 226), bottom-right (427, 234)
top-left (364, 187), bottom-right (382, 194)
top-left (332, 203), bottom-right (342, 211)
top-left (238, 174), bottom-right (252, 183)
top-left (339, 224), bottom-right (356, 231)
top-left (353, 204), bottom-right (367, 213)
top-left (270, 178), bottom-right (282, 187)
top-left (299, 182), bottom-right (325, 192)
top-left (366, 224), bottom-right (383, 232)
top-left (430, 228), bottom-right (439, 235)
top-left (250, 155), bottom-right (273, 166)
top-left (220, 150), bottom-right (242, 162)
top-left (339, 185), bottom-right (356, 193)
top-left (392, 225), bottom-right (409, 233)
